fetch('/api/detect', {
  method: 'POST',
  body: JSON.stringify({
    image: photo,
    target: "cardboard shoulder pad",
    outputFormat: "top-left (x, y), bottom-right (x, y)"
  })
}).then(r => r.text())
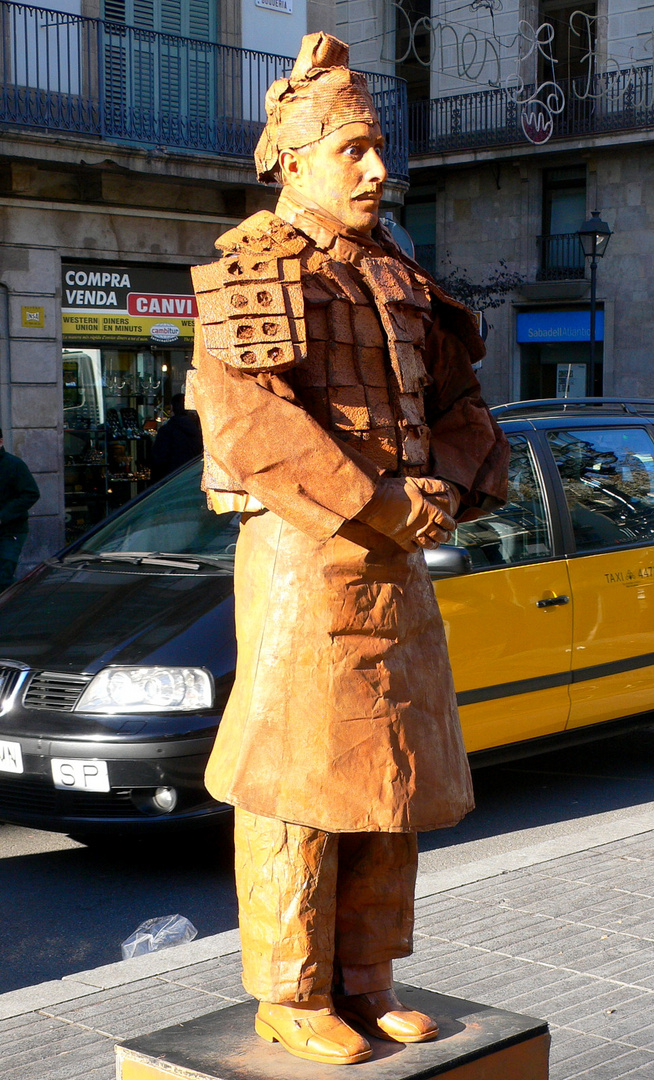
top-left (214, 211), bottom-right (308, 258)
top-left (192, 250), bottom-right (306, 374)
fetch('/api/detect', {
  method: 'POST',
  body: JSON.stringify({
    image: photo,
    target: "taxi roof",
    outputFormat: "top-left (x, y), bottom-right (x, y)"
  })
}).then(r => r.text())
top-left (491, 398), bottom-right (654, 432)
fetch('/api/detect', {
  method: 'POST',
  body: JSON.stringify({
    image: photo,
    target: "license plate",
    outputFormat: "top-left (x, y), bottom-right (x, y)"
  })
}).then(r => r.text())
top-left (51, 758), bottom-right (110, 792)
top-left (0, 740), bottom-right (23, 774)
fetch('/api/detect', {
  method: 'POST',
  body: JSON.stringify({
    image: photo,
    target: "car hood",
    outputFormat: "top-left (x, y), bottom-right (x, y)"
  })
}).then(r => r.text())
top-left (0, 561), bottom-right (236, 677)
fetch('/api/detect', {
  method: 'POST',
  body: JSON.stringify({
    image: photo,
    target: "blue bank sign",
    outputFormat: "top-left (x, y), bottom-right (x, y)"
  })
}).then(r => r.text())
top-left (517, 310), bottom-right (604, 343)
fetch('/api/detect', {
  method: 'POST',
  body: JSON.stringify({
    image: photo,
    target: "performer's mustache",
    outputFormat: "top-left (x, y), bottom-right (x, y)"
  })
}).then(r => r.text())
top-left (353, 188), bottom-right (383, 200)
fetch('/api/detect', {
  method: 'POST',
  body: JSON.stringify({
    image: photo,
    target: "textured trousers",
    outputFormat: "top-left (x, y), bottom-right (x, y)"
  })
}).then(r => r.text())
top-left (234, 808), bottom-right (419, 1003)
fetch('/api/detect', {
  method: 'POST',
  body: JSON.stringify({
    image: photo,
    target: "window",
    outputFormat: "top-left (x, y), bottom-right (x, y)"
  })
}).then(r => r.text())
top-left (453, 435), bottom-right (552, 568)
top-left (102, 0), bottom-right (219, 132)
top-left (403, 199), bottom-right (436, 277)
top-left (539, 166), bottom-right (586, 281)
top-left (548, 427), bottom-right (654, 551)
top-left (395, 0), bottom-right (431, 104)
top-left (76, 458), bottom-right (240, 560)
top-left (539, 1), bottom-right (597, 85)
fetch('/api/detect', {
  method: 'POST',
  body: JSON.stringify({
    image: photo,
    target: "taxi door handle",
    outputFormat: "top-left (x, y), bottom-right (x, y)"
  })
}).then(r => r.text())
top-left (536, 595), bottom-right (570, 608)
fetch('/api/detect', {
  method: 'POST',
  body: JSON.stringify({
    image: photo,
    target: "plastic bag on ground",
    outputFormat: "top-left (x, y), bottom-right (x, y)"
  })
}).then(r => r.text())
top-left (121, 914), bottom-right (198, 959)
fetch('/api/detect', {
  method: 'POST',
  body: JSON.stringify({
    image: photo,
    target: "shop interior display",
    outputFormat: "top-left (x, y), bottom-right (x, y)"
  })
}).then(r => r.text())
top-left (63, 347), bottom-right (191, 541)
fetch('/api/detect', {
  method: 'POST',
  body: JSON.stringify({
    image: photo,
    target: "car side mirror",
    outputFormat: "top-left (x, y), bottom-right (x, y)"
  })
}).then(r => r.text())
top-left (424, 545), bottom-right (472, 579)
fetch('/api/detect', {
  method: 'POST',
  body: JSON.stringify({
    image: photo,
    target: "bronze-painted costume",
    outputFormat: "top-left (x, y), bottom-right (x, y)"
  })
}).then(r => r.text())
top-left (234, 809), bottom-right (417, 1002)
top-left (189, 30), bottom-right (509, 1056)
top-left (189, 194), bottom-right (508, 836)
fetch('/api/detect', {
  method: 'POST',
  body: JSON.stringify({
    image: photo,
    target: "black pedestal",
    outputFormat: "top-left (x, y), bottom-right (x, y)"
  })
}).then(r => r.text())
top-left (116, 983), bottom-right (549, 1080)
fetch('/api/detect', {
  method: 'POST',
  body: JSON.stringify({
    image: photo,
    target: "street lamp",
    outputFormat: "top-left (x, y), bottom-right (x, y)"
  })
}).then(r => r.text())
top-left (577, 210), bottom-right (612, 396)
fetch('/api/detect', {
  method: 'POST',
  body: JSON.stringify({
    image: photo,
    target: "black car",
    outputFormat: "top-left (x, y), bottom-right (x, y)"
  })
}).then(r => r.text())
top-left (0, 464), bottom-right (241, 838)
top-left (1, 397), bottom-right (654, 838)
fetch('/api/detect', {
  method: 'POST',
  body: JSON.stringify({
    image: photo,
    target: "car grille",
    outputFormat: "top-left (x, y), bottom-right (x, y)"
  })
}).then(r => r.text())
top-left (0, 776), bottom-right (135, 818)
top-left (0, 666), bottom-right (25, 707)
top-left (23, 672), bottom-right (92, 712)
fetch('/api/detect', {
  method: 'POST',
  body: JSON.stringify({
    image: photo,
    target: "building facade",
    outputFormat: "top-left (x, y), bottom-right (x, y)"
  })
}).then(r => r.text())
top-left (0, 0), bottom-right (408, 571)
top-left (5, 0), bottom-right (650, 573)
top-left (338, 0), bottom-right (654, 408)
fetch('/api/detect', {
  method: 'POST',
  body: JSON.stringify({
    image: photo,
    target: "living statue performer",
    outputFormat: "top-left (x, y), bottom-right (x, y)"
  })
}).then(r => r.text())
top-left (188, 32), bottom-right (509, 1066)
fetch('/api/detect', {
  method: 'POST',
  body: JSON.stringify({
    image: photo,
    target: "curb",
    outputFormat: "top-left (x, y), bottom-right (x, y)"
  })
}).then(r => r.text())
top-left (415, 805), bottom-right (654, 897)
top-left (2, 808), bottom-right (654, 1023)
top-left (0, 929), bottom-right (241, 1021)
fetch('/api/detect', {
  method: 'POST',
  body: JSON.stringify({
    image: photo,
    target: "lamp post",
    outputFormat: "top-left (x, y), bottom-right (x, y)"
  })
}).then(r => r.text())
top-left (577, 210), bottom-right (612, 396)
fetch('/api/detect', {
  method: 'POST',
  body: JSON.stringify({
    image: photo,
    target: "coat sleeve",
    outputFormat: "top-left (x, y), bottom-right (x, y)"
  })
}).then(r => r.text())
top-left (423, 311), bottom-right (510, 521)
top-left (192, 334), bottom-right (381, 543)
top-left (0, 459), bottom-right (40, 526)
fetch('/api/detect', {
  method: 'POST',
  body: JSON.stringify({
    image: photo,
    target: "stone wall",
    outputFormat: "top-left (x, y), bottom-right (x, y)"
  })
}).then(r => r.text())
top-left (417, 142), bottom-right (654, 406)
top-left (336, 0), bottom-right (394, 74)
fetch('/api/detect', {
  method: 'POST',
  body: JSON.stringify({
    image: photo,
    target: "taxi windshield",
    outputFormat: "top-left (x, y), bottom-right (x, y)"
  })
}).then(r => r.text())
top-left (70, 458), bottom-right (241, 561)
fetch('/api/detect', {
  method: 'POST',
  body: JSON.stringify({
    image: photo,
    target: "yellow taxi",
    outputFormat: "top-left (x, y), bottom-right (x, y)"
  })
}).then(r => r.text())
top-left (429, 398), bottom-right (654, 761)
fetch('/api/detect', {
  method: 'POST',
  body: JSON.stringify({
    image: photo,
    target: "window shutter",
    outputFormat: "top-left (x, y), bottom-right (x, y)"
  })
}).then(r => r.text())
top-left (160, 0), bottom-right (182, 36)
top-left (188, 0), bottom-right (211, 41)
top-left (104, 0), bottom-right (126, 22)
top-left (132, 0), bottom-right (155, 29)
top-left (102, 0), bottom-right (217, 137)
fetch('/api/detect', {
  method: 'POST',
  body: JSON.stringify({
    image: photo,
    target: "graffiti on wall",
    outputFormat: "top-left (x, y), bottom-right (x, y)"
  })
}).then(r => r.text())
top-left (385, 1), bottom-right (652, 144)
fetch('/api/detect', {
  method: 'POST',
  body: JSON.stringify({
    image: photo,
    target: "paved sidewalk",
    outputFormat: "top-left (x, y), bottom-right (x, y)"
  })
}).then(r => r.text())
top-left (3, 809), bottom-right (654, 1080)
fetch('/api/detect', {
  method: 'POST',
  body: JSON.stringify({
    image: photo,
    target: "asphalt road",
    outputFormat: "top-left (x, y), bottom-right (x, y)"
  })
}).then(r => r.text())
top-left (2, 725), bottom-right (654, 996)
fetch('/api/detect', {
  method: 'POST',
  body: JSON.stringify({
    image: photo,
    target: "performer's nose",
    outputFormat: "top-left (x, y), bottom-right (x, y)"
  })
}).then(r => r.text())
top-left (365, 147), bottom-right (387, 185)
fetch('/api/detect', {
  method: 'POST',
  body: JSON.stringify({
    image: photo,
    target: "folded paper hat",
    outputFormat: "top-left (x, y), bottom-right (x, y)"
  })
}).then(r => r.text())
top-left (254, 32), bottom-right (378, 183)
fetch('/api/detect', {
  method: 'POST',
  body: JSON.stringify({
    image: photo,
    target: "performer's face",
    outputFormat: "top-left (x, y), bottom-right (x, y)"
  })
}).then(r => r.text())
top-left (285, 121), bottom-right (387, 234)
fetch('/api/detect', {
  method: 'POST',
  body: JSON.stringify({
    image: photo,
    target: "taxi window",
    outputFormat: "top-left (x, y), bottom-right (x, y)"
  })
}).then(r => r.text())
top-left (548, 426), bottom-right (654, 551)
top-left (454, 434), bottom-right (552, 569)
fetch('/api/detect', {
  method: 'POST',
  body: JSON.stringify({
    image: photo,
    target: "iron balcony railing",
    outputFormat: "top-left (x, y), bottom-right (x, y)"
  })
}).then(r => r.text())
top-left (409, 65), bottom-right (654, 155)
top-left (0, 1), bottom-right (408, 180)
top-left (537, 233), bottom-right (585, 281)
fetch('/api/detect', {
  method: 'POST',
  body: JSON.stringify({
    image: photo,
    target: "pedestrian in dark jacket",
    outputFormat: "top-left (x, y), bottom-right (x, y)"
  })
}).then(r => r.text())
top-left (0, 428), bottom-right (40, 590)
top-left (150, 394), bottom-right (203, 484)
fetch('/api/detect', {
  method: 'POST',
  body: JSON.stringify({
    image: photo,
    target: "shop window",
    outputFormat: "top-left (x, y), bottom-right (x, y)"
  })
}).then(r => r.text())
top-left (453, 435), bottom-right (552, 568)
top-left (548, 427), bottom-right (654, 551)
top-left (521, 340), bottom-right (602, 399)
top-left (63, 346), bottom-right (195, 543)
top-left (518, 307), bottom-right (603, 399)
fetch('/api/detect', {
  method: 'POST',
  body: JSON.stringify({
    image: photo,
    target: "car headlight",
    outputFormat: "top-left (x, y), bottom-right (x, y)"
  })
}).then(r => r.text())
top-left (75, 667), bottom-right (213, 713)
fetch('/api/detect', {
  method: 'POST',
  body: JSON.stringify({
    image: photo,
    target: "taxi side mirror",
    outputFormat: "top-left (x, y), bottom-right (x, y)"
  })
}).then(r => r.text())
top-left (424, 545), bottom-right (472, 579)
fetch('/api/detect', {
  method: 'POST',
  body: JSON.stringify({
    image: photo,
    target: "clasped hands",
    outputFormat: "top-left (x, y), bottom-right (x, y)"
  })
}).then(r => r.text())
top-left (358, 476), bottom-right (460, 552)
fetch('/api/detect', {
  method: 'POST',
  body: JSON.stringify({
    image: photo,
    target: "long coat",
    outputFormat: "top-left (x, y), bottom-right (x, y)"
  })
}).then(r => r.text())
top-left (190, 203), bottom-right (509, 833)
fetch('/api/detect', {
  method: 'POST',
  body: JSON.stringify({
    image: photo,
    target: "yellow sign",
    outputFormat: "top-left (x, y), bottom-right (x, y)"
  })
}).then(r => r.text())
top-left (22, 306), bottom-right (44, 328)
top-left (62, 313), bottom-right (195, 342)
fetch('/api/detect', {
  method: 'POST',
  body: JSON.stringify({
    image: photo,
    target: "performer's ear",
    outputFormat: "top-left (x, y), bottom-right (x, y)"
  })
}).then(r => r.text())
top-left (279, 147), bottom-right (303, 186)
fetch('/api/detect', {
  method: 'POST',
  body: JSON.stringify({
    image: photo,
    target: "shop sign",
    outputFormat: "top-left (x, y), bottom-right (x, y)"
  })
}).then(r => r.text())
top-left (61, 263), bottom-right (198, 342)
top-left (255, 0), bottom-right (293, 11)
top-left (517, 309), bottom-right (604, 343)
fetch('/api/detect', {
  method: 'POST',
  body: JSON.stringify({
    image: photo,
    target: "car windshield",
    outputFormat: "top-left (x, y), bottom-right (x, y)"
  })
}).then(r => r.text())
top-left (71, 458), bottom-right (241, 560)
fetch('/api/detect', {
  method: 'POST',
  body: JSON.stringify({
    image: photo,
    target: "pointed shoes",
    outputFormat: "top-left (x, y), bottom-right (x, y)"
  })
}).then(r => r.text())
top-left (334, 988), bottom-right (440, 1043)
top-left (255, 997), bottom-right (372, 1065)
